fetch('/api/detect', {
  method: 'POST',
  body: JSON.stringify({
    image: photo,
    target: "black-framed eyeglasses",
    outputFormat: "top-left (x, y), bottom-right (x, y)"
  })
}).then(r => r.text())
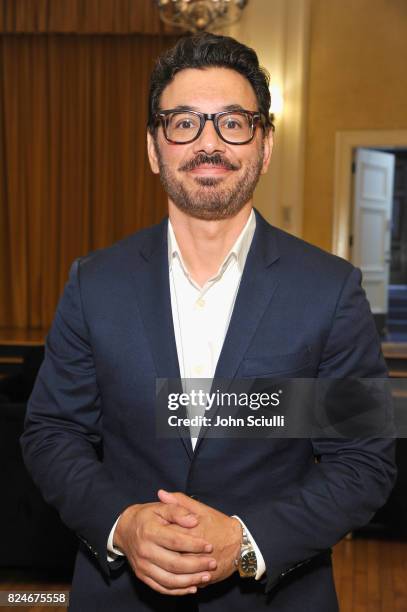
top-left (154, 109), bottom-right (265, 145)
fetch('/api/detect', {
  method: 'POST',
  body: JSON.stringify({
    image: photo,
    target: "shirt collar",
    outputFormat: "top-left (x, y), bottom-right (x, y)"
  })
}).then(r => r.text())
top-left (168, 208), bottom-right (256, 278)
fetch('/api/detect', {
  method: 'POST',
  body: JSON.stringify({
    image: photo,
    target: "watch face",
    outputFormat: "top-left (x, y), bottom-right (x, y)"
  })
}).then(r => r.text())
top-left (241, 550), bottom-right (257, 576)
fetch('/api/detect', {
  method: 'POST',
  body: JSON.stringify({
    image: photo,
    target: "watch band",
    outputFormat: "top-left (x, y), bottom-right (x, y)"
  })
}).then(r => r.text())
top-left (234, 525), bottom-right (257, 578)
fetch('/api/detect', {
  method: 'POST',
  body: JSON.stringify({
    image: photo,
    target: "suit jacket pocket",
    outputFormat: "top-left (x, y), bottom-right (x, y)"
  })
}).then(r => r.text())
top-left (241, 347), bottom-right (312, 377)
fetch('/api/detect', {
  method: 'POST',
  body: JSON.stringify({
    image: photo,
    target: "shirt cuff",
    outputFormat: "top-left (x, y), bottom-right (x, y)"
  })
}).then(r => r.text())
top-left (107, 515), bottom-right (125, 562)
top-left (232, 515), bottom-right (266, 580)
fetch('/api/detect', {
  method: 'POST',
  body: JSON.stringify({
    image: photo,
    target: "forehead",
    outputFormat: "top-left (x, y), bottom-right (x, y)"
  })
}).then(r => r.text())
top-left (160, 67), bottom-right (258, 111)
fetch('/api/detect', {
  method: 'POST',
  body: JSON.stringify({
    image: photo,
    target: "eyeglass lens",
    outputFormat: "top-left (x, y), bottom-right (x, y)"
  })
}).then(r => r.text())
top-left (165, 111), bottom-right (253, 143)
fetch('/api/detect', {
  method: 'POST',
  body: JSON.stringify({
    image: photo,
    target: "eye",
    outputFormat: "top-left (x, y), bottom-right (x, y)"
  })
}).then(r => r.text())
top-left (224, 119), bottom-right (241, 129)
top-left (219, 113), bottom-right (245, 130)
top-left (170, 113), bottom-right (200, 130)
top-left (175, 119), bottom-right (195, 129)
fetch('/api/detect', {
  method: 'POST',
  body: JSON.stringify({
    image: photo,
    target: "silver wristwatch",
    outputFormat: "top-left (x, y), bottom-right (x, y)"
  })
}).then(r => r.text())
top-left (234, 525), bottom-right (257, 578)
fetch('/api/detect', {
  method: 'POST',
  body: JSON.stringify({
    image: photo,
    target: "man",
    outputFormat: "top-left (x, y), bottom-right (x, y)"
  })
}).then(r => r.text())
top-left (21, 33), bottom-right (396, 611)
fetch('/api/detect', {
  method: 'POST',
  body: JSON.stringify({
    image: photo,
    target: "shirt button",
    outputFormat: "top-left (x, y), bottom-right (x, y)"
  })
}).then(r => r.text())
top-left (194, 365), bottom-right (203, 375)
top-left (196, 297), bottom-right (205, 308)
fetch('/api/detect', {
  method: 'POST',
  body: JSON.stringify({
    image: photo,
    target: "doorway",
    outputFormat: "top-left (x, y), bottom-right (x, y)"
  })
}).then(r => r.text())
top-left (385, 150), bottom-right (407, 341)
top-left (333, 130), bottom-right (407, 341)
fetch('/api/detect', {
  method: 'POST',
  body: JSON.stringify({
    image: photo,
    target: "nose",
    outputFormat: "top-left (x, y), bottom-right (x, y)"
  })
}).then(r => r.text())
top-left (192, 118), bottom-right (226, 155)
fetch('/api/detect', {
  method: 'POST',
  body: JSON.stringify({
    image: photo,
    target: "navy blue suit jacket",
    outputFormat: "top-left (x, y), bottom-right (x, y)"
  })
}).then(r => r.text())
top-left (21, 210), bottom-right (396, 611)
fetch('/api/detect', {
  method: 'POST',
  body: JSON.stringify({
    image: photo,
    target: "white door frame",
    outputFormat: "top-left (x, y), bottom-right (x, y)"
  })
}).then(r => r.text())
top-left (333, 130), bottom-right (407, 259)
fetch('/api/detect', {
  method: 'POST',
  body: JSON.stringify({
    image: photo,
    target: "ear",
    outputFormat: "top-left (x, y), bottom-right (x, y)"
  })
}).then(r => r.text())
top-left (147, 131), bottom-right (160, 175)
top-left (260, 128), bottom-right (274, 175)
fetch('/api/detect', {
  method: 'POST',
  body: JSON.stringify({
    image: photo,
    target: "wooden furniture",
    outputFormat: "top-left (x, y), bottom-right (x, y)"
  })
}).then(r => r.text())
top-left (0, 328), bottom-right (47, 380)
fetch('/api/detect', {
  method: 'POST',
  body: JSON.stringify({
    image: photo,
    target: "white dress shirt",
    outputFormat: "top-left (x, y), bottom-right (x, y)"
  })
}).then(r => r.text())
top-left (108, 209), bottom-right (266, 580)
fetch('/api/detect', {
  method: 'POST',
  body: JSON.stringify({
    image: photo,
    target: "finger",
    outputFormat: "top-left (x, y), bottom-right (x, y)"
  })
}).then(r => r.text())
top-left (147, 545), bottom-right (217, 574)
top-left (155, 525), bottom-right (213, 553)
top-left (141, 574), bottom-right (198, 596)
top-left (157, 502), bottom-right (198, 528)
top-left (142, 561), bottom-right (212, 591)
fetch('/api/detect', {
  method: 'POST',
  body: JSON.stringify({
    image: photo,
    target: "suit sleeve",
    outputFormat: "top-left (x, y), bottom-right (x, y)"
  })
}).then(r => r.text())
top-left (20, 259), bottom-right (136, 578)
top-left (238, 266), bottom-right (397, 592)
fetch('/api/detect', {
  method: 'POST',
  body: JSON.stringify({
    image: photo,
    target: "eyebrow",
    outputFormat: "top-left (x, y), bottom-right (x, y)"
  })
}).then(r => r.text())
top-left (165, 104), bottom-right (249, 113)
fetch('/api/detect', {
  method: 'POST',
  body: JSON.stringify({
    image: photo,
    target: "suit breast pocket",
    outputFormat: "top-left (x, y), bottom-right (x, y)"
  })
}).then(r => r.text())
top-left (240, 347), bottom-right (312, 377)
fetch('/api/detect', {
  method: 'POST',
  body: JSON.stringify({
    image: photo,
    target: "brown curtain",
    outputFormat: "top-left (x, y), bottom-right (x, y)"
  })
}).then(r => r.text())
top-left (0, 0), bottom-right (175, 35)
top-left (0, 28), bottom-right (180, 329)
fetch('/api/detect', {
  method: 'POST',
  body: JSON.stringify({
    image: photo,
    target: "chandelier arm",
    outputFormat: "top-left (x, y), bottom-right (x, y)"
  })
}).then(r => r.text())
top-left (155, 0), bottom-right (249, 34)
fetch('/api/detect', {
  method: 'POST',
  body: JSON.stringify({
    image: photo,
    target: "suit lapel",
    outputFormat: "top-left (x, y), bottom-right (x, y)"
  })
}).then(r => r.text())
top-left (130, 212), bottom-right (281, 459)
top-left (132, 219), bottom-right (194, 459)
top-left (193, 211), bottom-right (281, 454)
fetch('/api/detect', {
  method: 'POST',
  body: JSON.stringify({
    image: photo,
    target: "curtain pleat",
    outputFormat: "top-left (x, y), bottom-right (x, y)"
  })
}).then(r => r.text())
top-left (0, 0), bottom-right (176, 35)
top-left (0, 32), bottom-right (179, 328)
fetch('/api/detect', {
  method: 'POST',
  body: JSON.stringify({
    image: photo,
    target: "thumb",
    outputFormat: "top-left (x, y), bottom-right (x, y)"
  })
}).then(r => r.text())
top-left (158, 490), bottom-right (199, 514)
top-left (158, 489), bottom-right (179, 505)
top-left (159, 502), bottom-right (199, 528)
top-left (157, 491), bottom-right (199, 527)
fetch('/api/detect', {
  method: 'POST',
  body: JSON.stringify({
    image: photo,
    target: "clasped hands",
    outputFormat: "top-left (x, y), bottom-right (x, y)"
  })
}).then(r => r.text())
top-left (113, 489), bottom-right (242, 596)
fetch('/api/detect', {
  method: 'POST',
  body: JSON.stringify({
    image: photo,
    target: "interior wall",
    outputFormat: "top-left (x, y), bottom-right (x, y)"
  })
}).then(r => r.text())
top-left (225, 0), bottom-right (310, 235)
top-left (303, 0), bottom-right (407, 252)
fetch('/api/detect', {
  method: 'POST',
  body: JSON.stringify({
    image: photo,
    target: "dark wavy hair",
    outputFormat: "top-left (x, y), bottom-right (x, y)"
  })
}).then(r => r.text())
top-left (147, 32), bottom-right (274, 135)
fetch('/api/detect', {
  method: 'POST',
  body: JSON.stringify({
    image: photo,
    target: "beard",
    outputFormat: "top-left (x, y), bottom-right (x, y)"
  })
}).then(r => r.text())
top-left (153, 140), bottom-right (265, 221)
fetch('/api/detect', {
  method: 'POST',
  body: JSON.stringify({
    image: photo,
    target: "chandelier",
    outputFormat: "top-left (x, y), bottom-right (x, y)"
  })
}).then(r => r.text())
top-left (155, 0), bottom-right (249, 33)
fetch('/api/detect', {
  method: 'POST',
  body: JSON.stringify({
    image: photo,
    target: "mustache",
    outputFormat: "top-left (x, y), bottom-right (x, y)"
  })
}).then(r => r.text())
top-left (179, 153), bottom-right (240, 172)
